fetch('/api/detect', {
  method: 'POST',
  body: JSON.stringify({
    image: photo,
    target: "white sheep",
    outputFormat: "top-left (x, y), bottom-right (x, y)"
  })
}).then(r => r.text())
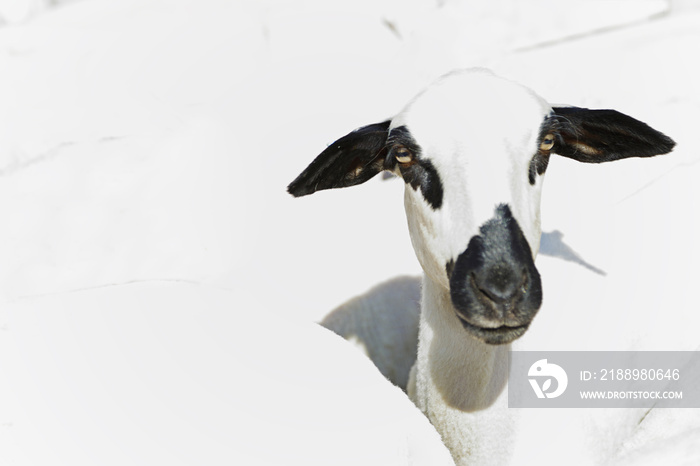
top-left (288, 69), bottom-right (687, 465)
top-left (0, 282), bottom-right (455, 466)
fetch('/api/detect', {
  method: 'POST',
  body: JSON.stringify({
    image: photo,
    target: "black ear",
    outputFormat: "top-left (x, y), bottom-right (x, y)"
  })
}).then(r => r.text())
top-left (287, 121), bottom-right (391, 197)
top-left (550, 107), bottom-right (676, 163)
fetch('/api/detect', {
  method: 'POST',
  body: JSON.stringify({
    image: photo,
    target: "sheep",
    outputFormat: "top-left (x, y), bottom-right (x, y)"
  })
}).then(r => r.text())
top-left (0, 282), bottom-right (455, 465)
top-left (288, 68), bottom-right (679, 465)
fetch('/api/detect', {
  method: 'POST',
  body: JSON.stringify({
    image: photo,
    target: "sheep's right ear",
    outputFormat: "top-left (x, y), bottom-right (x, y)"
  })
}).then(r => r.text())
top-left (287, 121), bottom-right (390, 197)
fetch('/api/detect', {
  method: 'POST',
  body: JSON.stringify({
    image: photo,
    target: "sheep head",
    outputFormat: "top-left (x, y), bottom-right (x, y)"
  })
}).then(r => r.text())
top-left (288, 69), bottom-right (675, 345)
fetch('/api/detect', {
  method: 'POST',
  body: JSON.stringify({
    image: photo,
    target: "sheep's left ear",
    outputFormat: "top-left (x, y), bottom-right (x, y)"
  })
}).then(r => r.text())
top-left (550, 107), bottom-right (676, 163)
top-left (288, 121), bottom-right (390, 197)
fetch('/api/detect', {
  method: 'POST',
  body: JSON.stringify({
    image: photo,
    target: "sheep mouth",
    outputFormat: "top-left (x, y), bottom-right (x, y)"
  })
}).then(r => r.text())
top-left (455, 314), bottom-right (529, 345)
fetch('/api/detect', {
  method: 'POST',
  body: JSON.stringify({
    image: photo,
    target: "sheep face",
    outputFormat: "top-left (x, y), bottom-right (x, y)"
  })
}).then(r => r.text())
top-left (288, 68), bottom-right (675, 345)
top-left (386, 70), bottom-right (550, 344)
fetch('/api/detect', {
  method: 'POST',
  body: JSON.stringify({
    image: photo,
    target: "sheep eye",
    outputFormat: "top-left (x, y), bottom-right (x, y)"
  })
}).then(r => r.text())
top-left (394, 146), bottom-right (413, 164)
top-left (540, 134), bottom-right (555, 151)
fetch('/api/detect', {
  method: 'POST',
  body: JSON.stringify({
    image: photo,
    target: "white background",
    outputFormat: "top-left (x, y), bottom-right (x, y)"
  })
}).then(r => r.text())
top-left (1, 0), bottom-right (699, 464)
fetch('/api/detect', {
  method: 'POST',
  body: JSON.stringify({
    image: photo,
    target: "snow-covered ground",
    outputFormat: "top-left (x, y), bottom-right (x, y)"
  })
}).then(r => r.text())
top-left (1, 0), bottom-right (699, 464)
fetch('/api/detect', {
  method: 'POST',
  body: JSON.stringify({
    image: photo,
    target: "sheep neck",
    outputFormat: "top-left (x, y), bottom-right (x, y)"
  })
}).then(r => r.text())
top-left (411, 274), bottom-right (515, 464)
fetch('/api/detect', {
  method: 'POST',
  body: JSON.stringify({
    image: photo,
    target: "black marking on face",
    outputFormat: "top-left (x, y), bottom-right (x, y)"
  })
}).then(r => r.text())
top-left (528, 117), bottom-right (559, 185)
top-left (528, 152), bottom-right (550, 185)
top-left (449, 204), bottom-right (542, 345)
top-left (386, 126), bottom-right (444, 210)
top-left (446, 259), bottom-right (455, 281)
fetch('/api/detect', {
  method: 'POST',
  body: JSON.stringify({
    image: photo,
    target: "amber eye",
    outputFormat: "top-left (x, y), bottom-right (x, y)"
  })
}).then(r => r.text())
top-left (394, 146), bottom-right (413, 164)
top-left (540, 134), bottom-right (555, 151)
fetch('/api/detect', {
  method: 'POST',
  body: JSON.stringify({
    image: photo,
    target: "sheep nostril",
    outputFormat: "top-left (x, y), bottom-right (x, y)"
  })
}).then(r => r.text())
top-left (470, 272), bottom-right (502, 303)
top-left (470, 266), bottom-right (524, 304)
